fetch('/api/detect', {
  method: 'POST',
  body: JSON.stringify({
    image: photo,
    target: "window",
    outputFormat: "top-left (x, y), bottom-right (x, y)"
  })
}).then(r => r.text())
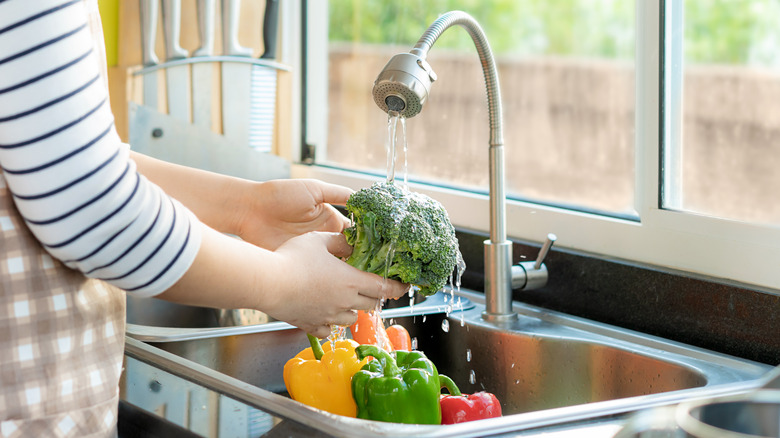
top-left (664, 0), bottom-right (780, 225)
top-left (293, 0), bottom-right (780, 292)
top-left (321, 0), bottom-right (636, 217)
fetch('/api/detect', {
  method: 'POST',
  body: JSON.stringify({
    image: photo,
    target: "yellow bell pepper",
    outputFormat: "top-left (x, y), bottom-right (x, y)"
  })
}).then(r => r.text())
top-left (283, 334), bottom-right (368, 417)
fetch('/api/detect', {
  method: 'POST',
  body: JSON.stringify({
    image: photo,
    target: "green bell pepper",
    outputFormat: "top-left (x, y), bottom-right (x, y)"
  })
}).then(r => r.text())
top-left (351, 345), bottom-right (459, 424)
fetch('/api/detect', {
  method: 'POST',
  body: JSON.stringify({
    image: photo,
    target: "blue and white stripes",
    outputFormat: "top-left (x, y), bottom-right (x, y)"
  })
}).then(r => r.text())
top-left (0, 0), bottom-right (201, 296)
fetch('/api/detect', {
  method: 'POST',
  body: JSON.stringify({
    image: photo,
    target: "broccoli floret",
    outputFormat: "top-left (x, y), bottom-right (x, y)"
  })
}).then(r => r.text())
top-left (343, 181), bottom-right (460, 296)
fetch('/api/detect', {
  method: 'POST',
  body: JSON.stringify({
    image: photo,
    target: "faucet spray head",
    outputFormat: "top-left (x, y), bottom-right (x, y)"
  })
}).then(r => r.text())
top-left (372, 52), bottom-right (437, 118)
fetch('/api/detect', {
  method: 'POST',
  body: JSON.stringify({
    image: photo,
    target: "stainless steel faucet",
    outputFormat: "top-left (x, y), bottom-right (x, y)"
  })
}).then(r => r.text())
top-left (371, 11), bottom-right (555, 321)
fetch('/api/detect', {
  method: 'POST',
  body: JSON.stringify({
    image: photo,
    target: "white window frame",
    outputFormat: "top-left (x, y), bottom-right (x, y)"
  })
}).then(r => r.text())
top-left (287, 0), bottom-right (780, 293)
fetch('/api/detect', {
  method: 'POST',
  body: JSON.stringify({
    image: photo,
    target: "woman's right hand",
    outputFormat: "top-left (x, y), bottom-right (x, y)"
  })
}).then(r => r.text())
top-left (158, 225), bottom-right (408, 339)
top-left (264, 231), bottom-right (409, 338)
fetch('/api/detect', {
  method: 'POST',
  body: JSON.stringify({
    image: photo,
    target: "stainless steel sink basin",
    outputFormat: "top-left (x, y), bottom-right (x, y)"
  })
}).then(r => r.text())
top-left (123, 290), bottom-right (772, 437)
top-left (412, 309), bottom-right (709, 415)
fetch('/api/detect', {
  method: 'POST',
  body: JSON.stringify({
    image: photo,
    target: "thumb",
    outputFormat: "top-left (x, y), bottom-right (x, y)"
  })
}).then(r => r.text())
top-left (320, 231), bottom-right (353, 258)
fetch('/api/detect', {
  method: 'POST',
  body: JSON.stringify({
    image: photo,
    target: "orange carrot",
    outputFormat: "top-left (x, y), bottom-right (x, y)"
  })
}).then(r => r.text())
top-left (386, 324), bottom-right (412, 351)
top-left (350, 310), bottom-right (392, 350)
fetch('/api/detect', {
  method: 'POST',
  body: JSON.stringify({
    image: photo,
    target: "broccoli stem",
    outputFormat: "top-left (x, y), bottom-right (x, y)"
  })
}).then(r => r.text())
top-left (365, 241), bottom-right (395, 276)
top-left (345, 229), bottom-right (373, 271)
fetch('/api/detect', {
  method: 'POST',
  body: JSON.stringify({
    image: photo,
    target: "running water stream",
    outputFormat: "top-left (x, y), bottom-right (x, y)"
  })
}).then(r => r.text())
top-left (386, 111), bottom-right (408, 187)
top-left (331, 111), bottom-right (467, 348)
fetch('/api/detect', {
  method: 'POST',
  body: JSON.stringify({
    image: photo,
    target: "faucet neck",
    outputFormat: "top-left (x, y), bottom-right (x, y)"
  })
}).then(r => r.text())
top-left (402, 11), bottom-right (512, 318)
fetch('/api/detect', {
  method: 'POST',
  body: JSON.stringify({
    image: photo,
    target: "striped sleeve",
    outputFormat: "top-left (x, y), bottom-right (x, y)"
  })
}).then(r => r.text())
top-left (0, 0), bottom-right (202, 297)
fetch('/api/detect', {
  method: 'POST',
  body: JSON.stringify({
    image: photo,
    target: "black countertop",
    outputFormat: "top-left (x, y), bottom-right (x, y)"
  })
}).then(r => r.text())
top-left (455, 229), bottom-right (780, 365)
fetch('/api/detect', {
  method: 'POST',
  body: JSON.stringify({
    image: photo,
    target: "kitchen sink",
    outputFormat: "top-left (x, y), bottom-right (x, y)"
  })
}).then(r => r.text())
top-left (123, 290), bottom-right (772, 437)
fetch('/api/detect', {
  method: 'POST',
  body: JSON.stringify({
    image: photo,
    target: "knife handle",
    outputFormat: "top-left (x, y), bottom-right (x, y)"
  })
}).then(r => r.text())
top-left (261, 0), bottom-right (279, 60)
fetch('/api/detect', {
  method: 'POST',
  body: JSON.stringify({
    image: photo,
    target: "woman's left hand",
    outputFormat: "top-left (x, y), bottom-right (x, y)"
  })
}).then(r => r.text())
top-left (237, 179), bottom-right (353, 250)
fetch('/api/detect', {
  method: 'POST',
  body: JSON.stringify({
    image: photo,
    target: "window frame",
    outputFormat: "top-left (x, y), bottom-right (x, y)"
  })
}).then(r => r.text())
top-left (288, 0), bottom-right (780, 293)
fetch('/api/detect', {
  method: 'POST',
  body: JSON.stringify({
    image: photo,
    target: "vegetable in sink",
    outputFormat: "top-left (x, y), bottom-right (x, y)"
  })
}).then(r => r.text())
top-left (343, 181), bottom-right (459, 296)
top-left (350, 309), bottom-right (412, 351)
top-left (351, 344), bottom-right (459, 424)
top-left (283, 334), bottom-right (368, 417)
top-left (440, 387), bottom-right (503, 424)
top-left (283, 327), bottom-right (503, 425)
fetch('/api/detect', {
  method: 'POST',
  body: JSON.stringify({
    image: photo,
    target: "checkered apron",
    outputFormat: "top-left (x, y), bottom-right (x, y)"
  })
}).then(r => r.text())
top-left (0, 175), bottom-right (125, 437)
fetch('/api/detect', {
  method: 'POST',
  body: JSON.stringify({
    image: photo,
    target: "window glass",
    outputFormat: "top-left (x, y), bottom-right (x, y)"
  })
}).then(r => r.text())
top-left (665, 0), bottom-right (780, 224)
top-left (324, 0), bottom-right (635, 216)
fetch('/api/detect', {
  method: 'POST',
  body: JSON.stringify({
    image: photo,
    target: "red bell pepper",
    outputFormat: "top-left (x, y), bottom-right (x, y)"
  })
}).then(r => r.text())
top-left (439, 376), bottom-right (502, 424)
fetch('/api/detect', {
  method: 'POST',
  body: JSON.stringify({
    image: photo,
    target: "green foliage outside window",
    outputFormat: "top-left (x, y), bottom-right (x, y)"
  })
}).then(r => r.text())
top-left (328, 0), bottom-right (780, 66)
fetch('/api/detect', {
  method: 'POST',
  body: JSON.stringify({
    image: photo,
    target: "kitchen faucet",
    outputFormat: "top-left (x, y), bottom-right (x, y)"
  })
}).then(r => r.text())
top-left (371, 11), bottom-right (555, 322)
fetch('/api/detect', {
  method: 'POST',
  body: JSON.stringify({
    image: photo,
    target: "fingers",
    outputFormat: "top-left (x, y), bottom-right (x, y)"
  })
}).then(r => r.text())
top-left (380, 278), bottom-right (411, 300)
top-left (303, 310), bottom-right (359, 338)
top-left (356, 274), bottom-right (410, 300)
top-left (308, 325), bottom-right (331, 339)
top-left (310, 180), bottom-right (353, 206)
top-left (336, 309), bottom-right (359, 326)
top-left (352, 294), bottom-right (380, 312)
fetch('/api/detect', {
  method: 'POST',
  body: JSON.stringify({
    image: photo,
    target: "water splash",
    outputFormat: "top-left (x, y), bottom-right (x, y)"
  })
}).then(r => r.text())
top-left (455, 249), bottom-right (466, 291)
top-left (328, 325), bottom-right (346, 349)
top-left (369, 300), bottom-right (390, 352)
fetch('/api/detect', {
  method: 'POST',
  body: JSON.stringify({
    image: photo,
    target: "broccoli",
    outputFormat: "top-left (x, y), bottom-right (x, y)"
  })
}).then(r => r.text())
top-left (343, 181), bottom-right (460, 296)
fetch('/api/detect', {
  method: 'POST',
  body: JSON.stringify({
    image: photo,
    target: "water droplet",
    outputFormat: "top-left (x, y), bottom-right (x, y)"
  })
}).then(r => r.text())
top-left (511, 363), bottom-right (515, 368)
top-left (466, 349), bottom-right (472, 362)
top-left (411, 337), bottom-right (418, 350)
top-left (422, 315), bottom-right (427, 323)
top-left (328, 325), bottom-right (346, 347)
top-left (469, 370), bottom-right (476, 384)
top-left (441, 319), bottom-right (450, 332)
top-left (515, 379), bottom-right (520, 385)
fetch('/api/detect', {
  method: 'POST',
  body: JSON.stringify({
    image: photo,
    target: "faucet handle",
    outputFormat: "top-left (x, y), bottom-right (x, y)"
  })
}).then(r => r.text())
top-left (511, 233), bottom-right (557, 291)
top-left (533, 233), bottom-right (557, 270)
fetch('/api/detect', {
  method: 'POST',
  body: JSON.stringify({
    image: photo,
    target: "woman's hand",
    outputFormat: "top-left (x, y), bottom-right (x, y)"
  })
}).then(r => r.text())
top-left (158, 228), bottom-right (409, 339)
top-left (264, 231), bottom-right (409, 337)
top-left (236, 179), bottom-right (353, 250)
top-left (131, 154), bottom-right (352, 249)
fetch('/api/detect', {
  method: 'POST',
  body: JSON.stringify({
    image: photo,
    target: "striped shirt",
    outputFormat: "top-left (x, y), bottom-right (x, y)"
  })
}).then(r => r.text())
top-left (0, 0), bottom-right (202, 297)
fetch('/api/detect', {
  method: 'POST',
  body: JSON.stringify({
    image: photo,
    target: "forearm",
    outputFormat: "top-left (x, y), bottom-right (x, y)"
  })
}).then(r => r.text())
top-left (130, 150), bottom-right (252, 234)
top-left (156, 224), bottom-right (279, 311)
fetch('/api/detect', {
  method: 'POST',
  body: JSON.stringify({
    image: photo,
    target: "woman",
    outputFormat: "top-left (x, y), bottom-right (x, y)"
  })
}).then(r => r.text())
top-left (0, 1), bottom-right (407, 436)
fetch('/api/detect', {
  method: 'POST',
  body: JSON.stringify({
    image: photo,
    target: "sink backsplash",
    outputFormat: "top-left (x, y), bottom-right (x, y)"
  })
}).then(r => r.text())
top-left (455, 229), bottom-right (780, 365)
